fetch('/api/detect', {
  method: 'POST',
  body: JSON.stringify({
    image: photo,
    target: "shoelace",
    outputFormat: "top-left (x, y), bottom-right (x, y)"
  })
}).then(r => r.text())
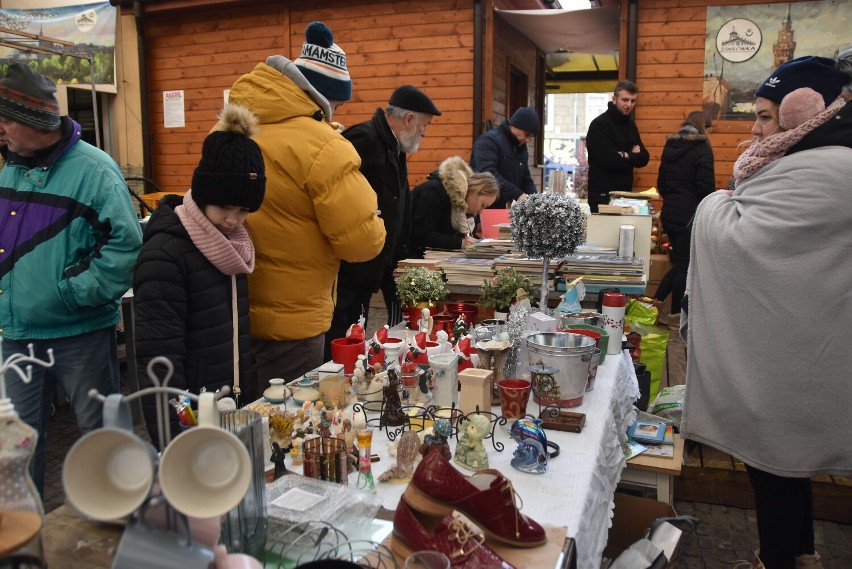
top-left (499, 478), bottom-right (524, 539)
top-left (448, 518), bottom-right (485, 559)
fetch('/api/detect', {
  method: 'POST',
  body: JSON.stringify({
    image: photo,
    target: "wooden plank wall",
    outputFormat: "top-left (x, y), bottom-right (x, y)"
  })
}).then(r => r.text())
top-left (632, 0), bottom-right (814, 193)
top-left (144, 0), bottom-right (476, 195)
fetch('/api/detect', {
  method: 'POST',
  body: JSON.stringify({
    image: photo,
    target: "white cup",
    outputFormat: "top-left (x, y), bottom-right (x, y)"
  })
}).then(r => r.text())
top-left (158, 392), bottom-right (252, 519)
top-left (63, 394), bottom-right (158, 521)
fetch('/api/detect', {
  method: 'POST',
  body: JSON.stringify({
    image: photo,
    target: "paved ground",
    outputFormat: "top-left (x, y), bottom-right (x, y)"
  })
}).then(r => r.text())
top-left (41, 293), bottom-right (852, 568)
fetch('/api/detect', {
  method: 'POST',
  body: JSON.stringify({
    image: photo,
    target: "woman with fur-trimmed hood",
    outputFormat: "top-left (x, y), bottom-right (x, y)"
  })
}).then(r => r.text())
top-left (409, 156), bottom-right (499, 258)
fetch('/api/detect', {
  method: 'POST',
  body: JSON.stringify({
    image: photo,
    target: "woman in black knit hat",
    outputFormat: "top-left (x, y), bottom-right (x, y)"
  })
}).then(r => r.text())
top-left (132, 103), bottom-right (266, 447)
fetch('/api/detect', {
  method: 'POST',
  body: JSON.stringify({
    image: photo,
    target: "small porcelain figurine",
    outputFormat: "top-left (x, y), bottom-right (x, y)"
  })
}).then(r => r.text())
top-left (379, 368), bottom-right (406, 427)
top-left (419, 417), bottom-right (452, 462)
top-left (417, 307), bottom-right (433, 335)
top-left (510, 417), bottom-right (548, 474)
top-left (378, 430), bottom-right (420, 482)
top-left (453, 414), bottom-right (490, 471)
top-left (270, 442), bottom-right (288, 480)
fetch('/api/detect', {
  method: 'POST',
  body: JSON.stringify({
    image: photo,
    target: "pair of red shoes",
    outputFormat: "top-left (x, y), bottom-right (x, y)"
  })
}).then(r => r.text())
top-left (392, 451), bottom-right (547, 568)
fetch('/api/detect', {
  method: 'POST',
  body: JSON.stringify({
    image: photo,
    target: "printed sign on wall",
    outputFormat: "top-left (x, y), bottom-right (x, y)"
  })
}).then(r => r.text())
top-left (704, 0), bottom-right (850, 120)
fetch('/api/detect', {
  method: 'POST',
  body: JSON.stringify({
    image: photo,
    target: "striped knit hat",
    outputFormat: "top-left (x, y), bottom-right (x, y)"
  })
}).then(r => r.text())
top-left (0, 63), bottom-right (61, 131)
top-left (294, 21), bottom-right (352, 102)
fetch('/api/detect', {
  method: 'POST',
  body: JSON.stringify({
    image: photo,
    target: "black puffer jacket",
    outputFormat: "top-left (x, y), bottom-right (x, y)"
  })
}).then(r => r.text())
top-left (338, 109), bottom-right (410, 293)
top-left (133, 199), bottom-right (253, 445)
top-left (409, 157), bottom-right (472, 258)
top-left (657, 126), bottom-right (715, 232)
top-left (470, 121), bottom-right (536, 208)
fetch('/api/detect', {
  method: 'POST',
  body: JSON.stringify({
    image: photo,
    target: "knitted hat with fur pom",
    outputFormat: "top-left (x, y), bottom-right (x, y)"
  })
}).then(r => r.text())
top-left (294, 21), bottom-right (351, 102)
top-left (192, 103), bottom-right (266, 212)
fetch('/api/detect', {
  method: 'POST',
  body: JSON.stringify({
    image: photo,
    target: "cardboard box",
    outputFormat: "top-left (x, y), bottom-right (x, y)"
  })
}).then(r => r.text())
top-left (603, 492), bottom-right (677, 563)
top-left (648, 254), bottom-right (671, 284)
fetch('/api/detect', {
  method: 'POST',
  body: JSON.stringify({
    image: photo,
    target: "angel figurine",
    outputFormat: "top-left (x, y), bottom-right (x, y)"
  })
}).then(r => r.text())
top-left (417, 307), bottom-right (433, 335)
top-left (453, 414), bottom-right (490, 471)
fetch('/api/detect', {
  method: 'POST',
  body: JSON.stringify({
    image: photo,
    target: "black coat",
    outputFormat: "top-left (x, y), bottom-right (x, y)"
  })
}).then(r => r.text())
top-left (133, 201), bottom-right (253, 445)
top-left (409, 172), bottom-right (465, 258)
top-left (338, 109), bottom-right (410, 293)
top-left (657, 127), bottom-right (715, 232)
top-left (470, 122), bottom-right (537, 208)
top-left (586, 102), bottom-right (649, 205)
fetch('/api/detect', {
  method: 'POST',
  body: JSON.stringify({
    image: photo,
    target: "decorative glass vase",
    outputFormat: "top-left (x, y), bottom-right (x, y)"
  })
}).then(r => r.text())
top-left (355, 428), bottom-right (376, 493)
top-left (0, 400), bottom-right (46, 567)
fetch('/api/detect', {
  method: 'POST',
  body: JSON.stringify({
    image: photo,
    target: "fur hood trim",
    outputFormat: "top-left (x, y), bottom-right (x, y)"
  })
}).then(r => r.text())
top-left (438, 156), bottom-right (472, 211)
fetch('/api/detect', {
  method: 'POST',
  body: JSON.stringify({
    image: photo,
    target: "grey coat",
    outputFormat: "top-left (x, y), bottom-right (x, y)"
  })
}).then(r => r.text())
top-left (681, 146), bottom-right (852, 477)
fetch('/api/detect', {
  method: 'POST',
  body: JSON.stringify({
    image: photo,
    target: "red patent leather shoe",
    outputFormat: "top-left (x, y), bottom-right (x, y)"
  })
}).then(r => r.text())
top-left (392, 496), bottom-right (515, 568)
top-left (403, 450), bottom-right (546, 548)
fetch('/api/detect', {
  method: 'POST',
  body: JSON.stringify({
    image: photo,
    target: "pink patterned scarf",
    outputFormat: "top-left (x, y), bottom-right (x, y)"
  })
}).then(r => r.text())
top-left (175, 190), bottom-right (255, 275)
top-left (733, 97), bottom-right (845, 186)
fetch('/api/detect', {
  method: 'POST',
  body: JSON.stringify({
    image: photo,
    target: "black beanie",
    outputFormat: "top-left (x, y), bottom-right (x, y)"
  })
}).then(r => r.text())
top-left (192, 103), bottom-right (266, 212)
top-left (0, 63), bottom-right (61, 131)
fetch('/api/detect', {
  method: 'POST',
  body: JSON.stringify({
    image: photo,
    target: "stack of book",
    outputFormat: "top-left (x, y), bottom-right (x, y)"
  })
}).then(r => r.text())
top-left (556, 252), bottom-right (646, 294)
top-left (622, 420), bottom-right (675, 459)
top-left (438, 256), bottom-right (495, 286)
top-left (494, 256), bottom-right (561, 287)
top-left (464, 238), bottom-right (517, 259)
top-left (394, 258), bottom-right (442, 274)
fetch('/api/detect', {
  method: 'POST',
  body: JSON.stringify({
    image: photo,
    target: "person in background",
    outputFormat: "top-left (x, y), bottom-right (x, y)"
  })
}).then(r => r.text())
top-left (409, 156), bottom-right (499, 258)
top-left (227, 21), bottom-right (385, 395)
top-left (0, 64), bottom-right (143, 494)
top-left (653, 111), bottom-right (715, 324)
top-left (324, 85), bottom-right (441, 361)
top-left (681, 56), bottom-right (851, 569)
top-left (470, 106), bottom-right (539, 209)
top-left (133, 103), bottom-right (265, 447)
top-left (585, 80), bottom-right (649, 212)
top-left (788, 47), bottom-right (852, 154)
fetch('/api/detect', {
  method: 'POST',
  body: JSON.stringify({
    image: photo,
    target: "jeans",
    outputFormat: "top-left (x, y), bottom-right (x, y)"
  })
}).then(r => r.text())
top-left (4, 327), bottom-right (120, 497)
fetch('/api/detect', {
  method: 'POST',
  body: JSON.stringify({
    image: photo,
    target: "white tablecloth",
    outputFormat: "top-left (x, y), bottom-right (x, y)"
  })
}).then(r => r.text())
top-left (274, 351), bottom-right (639, 568)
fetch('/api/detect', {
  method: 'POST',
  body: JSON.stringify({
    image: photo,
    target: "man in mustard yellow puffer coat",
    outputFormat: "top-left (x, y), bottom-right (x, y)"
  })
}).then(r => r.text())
top-left (228, 22), bottom-right (385, 395)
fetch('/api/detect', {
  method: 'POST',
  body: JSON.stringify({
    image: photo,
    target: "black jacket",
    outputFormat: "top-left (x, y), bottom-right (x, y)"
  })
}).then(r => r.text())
top-left (338, 109), bottom-right (410, 293)
top-left (657, 126), bottom-right (715, 232)
top-left (470, 122), bottom-right (536, 208)
top-left (133, 200), bottom-right (253, 445)
top-left (586, 102), bottom-right (649, 205)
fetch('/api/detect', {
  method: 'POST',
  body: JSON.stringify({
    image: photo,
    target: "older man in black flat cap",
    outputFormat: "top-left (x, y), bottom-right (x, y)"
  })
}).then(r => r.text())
top-left (325, 85), bottom-right (441, 359)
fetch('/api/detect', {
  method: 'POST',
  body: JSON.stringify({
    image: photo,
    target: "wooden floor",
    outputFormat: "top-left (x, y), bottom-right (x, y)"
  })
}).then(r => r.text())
top-left (658, 310), bottom-right (852, 524)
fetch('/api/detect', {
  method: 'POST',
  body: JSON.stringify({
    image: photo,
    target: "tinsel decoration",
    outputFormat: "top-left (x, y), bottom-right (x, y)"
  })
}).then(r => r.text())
top-left (510, 193), bottom-right (585, 308)
top-left (504, 301), bottom-right (531, 379)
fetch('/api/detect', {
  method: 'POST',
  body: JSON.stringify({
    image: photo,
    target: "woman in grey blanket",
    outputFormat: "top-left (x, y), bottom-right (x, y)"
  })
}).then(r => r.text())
top-left (681, 56), bottom-right (852, 569)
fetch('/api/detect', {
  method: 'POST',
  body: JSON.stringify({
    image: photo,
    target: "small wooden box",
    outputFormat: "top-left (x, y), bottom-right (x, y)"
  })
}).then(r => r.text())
top-left (540, 410), bottom-right (586, 433)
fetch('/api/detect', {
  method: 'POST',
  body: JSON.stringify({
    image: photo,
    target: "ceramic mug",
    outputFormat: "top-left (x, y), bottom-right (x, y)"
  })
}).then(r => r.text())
top-left (158, 392), bottom-right (252, 519)
top-left (330, 337), bottom-right (366, 374)
top-left (63, 393), bottom-right (158, 521)
top-left (496, 378), bottom-right (532, 419)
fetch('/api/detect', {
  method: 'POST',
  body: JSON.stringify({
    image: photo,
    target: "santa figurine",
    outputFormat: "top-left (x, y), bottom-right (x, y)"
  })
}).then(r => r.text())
top-left (367, 325), bottom-right (389, 368)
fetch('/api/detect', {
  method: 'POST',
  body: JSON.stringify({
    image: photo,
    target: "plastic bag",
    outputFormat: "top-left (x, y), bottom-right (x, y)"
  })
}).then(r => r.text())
top-left (624, 318), bottom-right (669, 407)
top-left (648, 385), bottom-right (686, 430)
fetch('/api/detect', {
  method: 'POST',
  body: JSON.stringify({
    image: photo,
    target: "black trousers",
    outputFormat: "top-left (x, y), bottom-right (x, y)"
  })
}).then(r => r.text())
top-left (654, 221), bottom-right (691, 314)
top-left (745, 463), bottom-right (816, 569)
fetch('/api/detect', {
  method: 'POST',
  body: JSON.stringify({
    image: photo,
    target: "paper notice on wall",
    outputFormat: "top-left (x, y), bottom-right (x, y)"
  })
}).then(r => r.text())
top-left (163, 90), bottom-right (185, 128)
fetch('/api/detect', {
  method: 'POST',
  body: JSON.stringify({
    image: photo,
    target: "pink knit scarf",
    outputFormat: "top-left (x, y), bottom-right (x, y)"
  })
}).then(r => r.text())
top-left (733, 97), bottom-right (845, 185)
top-left (175, 190), bottom-right (255, 275)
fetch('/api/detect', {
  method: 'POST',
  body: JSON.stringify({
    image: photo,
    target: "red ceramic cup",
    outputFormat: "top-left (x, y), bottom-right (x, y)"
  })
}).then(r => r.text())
top-left (567, 328), bottom-right (602, 349)
top-left (330, 337), bottom-right (365, 374)
top-left (496, 378), bottom-right (532, 419)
